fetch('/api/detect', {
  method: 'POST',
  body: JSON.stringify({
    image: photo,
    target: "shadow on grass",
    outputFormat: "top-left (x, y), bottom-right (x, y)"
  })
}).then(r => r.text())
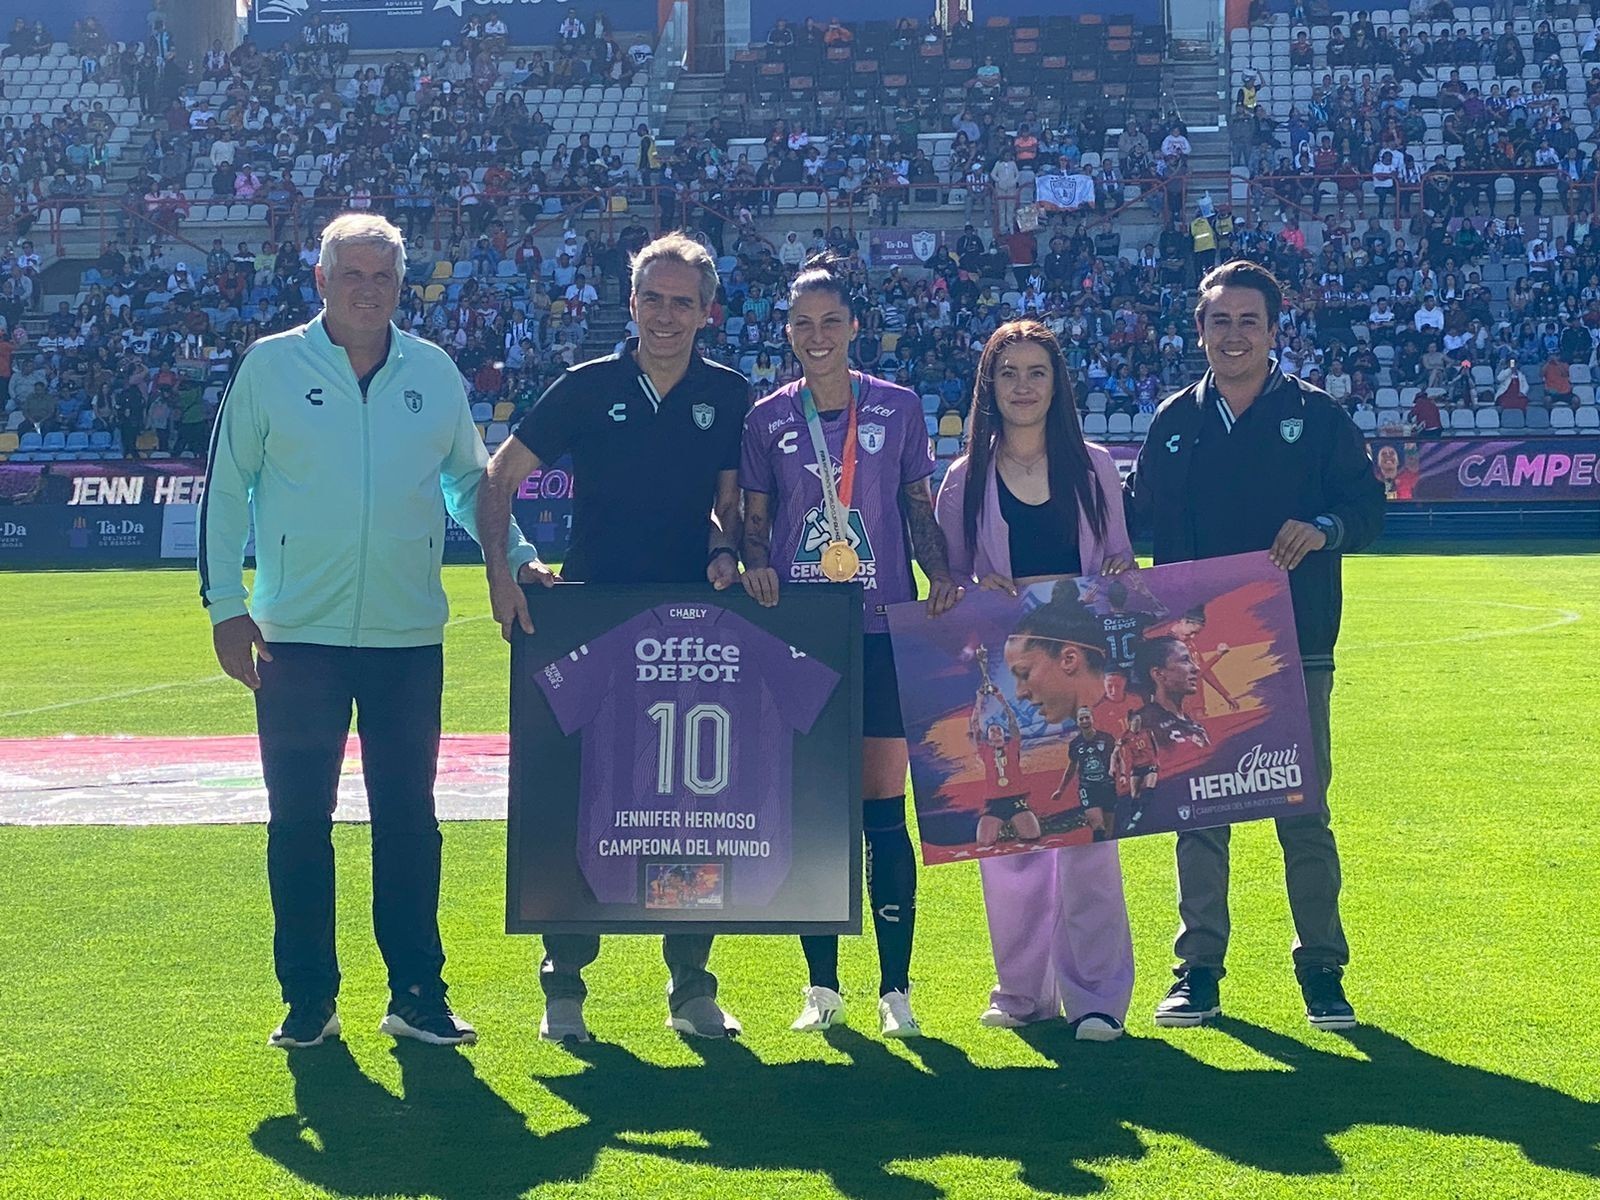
top-left (251, 1020), bottom-right (1600, 1199)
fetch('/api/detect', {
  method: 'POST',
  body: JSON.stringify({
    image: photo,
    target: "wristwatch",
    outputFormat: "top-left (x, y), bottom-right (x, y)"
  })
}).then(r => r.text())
top-left (1312, 514), bottom-right (1338, 548)
top-left (708, 546), bottom-right (738, 567)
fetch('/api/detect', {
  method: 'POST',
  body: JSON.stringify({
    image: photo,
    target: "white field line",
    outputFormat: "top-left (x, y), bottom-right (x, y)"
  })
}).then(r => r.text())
top-left (1344, 598), bottom-right (1582, 650)
top-left (0, 614), bottom-right (493, 721)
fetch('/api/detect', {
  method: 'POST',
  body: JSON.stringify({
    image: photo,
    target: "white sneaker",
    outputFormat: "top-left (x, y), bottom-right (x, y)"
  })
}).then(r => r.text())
top-left (978, 1004), bottom-right (1026, 1029)
top-left (666, 995), bottom-right (743, 1038)
top-left (539, 997), bottom-right (591, 1044)
top-left (1072, 1013), bottom-right (1125, 1042)
top-left (791, 985), bottom-right (846, 1032)
top-left (878, 990), bottom-right (923, 1039)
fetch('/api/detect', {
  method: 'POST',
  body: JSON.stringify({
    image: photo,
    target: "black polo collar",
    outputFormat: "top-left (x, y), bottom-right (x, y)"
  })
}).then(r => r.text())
top-left (1194, 360), bottom-right (1303, 433)
top-left (620, 335), bottom-right (712, 412)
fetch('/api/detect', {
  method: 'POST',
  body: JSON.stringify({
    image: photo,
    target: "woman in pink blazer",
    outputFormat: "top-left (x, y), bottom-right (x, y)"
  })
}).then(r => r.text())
top-left (934, 319), bottom-right (1136, 1041)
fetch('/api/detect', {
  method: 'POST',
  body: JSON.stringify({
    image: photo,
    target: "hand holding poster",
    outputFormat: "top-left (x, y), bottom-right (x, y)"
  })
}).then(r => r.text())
top-left (886, 551), bottom-right (1326, 864)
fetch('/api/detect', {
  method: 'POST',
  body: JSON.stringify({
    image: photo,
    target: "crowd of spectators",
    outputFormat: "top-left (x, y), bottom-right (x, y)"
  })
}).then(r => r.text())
top-left (7, 6), bottom-right (1600, 461)
top-left (1217, 7), bottom-right (1600, 431)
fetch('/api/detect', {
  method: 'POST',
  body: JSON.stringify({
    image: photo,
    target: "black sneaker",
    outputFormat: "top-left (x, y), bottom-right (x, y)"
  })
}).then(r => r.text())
top-left (1154, 968), bottom-right (1222, 1028)
top-left (269, 999), bottom-right (339, 1049)
top-left (379, 983), bottom-right (478, 1046)
top-left (1299, 967), bottom-right (1357, 1031)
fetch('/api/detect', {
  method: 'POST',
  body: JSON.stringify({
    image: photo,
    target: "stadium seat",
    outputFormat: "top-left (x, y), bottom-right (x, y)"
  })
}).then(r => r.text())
top-left (1354, 409), bottom-right (1377, 433)
top-left (937, 412), bottom-right (964, 437)
top-left (1106, 413), bottom-right (1133, 439)
top-left (934, 436), bottom-right (961, 457)
top-left (486, 421), bottom-right (510, 443)
top-left (1526, 406), bottom-right (1552, 430)
top-left (1501, 408), bottom-right (1526, 430)
top-left (1576, 406), bottom-right (1600, 430)
top-left (1476, 408), bottom-right (1501, 432)
top-left (1086, 392), bottom-right (1108, 413)
top-left (65, 431), bottom-right (89, 449)
top-left (0, 432), bottom-right (18, 454)
top-left (470, 401), bottom-right (493, 422)
top-left (1550, 406), bottom-right (1576, 431)
top-left (135, 432), bottom-right (159, 451)
top-left (1449, 409), bottom-right (1476, 432)
top-left (42, 431), bottom-right (66, 450)
top-left (492, 402), bottom-right (515, 422)
top-left (1082, 412), bottom-right (1108, 436)
top-left (925, 414), bottom-right (938, 436)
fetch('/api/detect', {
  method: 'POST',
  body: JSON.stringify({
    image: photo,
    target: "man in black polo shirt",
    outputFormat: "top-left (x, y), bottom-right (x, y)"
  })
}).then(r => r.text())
top-left (1125, 259), bottom-right (1384, 1033)
top-left (477, 233), bottom-right (749, 1043)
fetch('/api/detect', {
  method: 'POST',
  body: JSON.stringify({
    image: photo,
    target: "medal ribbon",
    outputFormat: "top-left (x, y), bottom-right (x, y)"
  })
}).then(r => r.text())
top-left (799, 372), bottom-right (861, 547)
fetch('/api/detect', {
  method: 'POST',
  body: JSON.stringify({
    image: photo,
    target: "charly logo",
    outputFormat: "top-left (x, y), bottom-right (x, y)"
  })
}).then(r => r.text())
top-left (1280, 418), bottom-right (1304, 443)
top-left (405, 389), bottom-right (423, 413)
top-left (1166, 434), bottom-right (1182, 453)
top-left (692, 402), bottom-right (715, 430)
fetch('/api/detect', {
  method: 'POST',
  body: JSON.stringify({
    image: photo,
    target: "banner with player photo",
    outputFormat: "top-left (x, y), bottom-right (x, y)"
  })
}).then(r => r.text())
top-left (885, 551), bottom-right (1327, 865)
top-left (508, 583), bottom-right (863, 934)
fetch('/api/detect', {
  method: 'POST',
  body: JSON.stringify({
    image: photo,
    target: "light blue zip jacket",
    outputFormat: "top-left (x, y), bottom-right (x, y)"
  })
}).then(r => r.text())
top-left (200, 313), bottom-right (537, 648)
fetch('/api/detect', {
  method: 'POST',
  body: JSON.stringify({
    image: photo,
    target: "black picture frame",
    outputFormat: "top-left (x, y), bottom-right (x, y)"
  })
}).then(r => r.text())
top-left (507, 582), bottom-right (864, 934)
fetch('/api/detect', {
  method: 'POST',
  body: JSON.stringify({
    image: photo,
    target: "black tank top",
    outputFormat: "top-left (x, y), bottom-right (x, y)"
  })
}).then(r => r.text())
top-left (998, 471), bottom-right (1082, 579)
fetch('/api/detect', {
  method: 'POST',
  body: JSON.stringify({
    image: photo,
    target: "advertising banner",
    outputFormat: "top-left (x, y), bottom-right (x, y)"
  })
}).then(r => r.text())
top-left (249, 0), bottom-right (660, 49)
top-left (886, 552), bottom-right (1326, 866)
top-left (0, 460), bottom-right (575, 566)
top-left (507, 582), bottom-right (863, 934)
top-left (869, 229), bottom-right (941, 267)
top-left (1370, 438), bottom-right (1600, 503)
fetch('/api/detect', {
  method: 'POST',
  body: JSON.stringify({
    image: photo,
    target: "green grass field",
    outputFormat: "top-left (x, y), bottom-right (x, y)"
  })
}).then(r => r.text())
top-left (2, 556), bottom-right (1598, 1200)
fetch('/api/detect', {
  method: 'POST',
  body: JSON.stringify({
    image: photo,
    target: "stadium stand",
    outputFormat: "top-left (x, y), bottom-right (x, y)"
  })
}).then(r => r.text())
top-left (2, 5), bottom-right (1598, 475)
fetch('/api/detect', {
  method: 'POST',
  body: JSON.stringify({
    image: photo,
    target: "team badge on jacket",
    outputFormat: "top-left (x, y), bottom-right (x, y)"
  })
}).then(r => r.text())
top-left (858, 423), bottom-right (886, 454)
top-left (1280, 418), bottom-right (1303, 443)
top-left (405, 389), bottom-right (423, 413)
top-left (692, 403), bottom-right (716, 430)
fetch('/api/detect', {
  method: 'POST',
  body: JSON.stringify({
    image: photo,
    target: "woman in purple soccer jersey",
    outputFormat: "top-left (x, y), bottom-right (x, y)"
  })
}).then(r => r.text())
top-left (933, 320), bottom-right (1136, 1042)
top-left (739, 252), bottom-right (964, 1039)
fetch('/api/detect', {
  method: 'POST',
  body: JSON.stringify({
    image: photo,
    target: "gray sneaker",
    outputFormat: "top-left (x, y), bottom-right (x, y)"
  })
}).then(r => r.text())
top-left (666, 995), bottom-right (743, 1038)
top-left (539, 996), bottom-right (591, 1043)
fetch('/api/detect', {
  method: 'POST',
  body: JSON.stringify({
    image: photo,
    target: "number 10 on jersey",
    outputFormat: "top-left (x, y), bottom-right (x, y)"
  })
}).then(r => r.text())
top-left (647, 701), bottom-right (732, 797)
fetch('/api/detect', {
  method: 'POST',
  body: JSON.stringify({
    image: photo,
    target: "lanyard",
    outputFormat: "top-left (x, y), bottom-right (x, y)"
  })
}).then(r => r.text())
top-left (799, 372), bottom-right (861, 546)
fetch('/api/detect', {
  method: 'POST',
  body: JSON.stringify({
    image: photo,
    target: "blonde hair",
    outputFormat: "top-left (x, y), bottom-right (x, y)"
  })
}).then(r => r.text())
top-left (630, 231), bottom-right (718, 307)
top-left (319, 212), bottom-right (406, 280)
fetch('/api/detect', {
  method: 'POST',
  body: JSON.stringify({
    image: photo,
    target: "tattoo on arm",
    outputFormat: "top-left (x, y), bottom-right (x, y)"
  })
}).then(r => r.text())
top-left (742, 493), bottom-right (772, 570)
top-left (710, 471), bottom-right (742, 554)
top-left (903, 478), bottom-right (953, 579)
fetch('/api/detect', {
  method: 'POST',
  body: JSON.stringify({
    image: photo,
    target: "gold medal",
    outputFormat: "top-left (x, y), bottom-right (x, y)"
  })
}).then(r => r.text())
top-left (820, 540), bottom-right (861, 582)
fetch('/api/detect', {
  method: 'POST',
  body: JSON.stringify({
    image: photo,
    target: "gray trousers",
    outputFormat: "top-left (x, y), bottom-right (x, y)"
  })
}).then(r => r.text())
top-left (1173, 669), bottom-right (1348, 977)
top-left (540, 935), bottom-right (716, 1012)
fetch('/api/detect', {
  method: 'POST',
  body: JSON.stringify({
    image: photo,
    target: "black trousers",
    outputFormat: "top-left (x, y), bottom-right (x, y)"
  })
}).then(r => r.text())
top-left (256, 642), bottom-right (447, 1004)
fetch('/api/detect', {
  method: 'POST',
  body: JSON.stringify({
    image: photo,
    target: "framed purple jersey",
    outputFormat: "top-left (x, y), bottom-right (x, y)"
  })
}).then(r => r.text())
top-left (739, 374), bottom-right (935, 633)
top-left (508, 583), bottom-right (865, 933)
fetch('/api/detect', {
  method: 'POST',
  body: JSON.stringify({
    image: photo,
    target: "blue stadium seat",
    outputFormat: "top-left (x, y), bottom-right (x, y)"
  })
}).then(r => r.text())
top-left (89, 431), bottom-right (112, 448)
top-left (65, 431), bottom-right (89, 449)
top-left (18, 432), bottom-right (41, 451)
top-left (470, 401), bottom-right (493, 422)
top-left (924, 414), bottom-right (938, 436)
top-left (42, 431), bottom-right (67, 450)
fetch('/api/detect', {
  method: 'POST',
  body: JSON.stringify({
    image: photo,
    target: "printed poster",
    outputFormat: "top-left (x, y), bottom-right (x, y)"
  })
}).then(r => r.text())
top-left (886, 552), bottom-right (1327, 865)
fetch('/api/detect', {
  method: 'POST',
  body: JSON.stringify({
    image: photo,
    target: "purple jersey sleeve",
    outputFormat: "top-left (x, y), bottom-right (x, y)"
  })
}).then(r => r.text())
top-left (891, 384), bottom-right (937, 486)
top-left (726, 610), bottom-right (840, 734)
top-left (738, 387), bottom-right (793, 495)
top-left (534, 637), bottom-right (615, 735)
